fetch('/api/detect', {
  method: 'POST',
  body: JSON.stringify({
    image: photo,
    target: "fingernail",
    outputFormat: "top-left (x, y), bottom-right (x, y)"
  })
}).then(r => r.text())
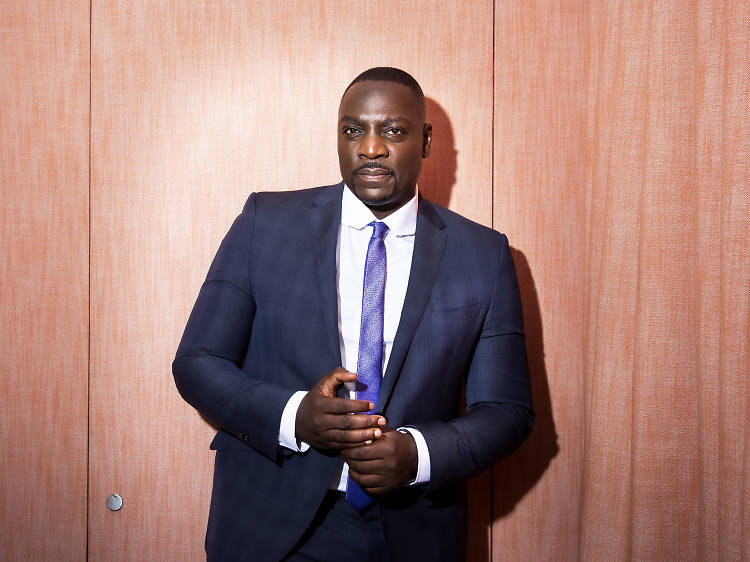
top-left (369, 402), bottom-right (375, 410)
top-left (374, 429), bottom-right (381, 439)
top-left (378, 417), bottom-right (386, 426)
top-left (365, 440), bottom-right (372, 446)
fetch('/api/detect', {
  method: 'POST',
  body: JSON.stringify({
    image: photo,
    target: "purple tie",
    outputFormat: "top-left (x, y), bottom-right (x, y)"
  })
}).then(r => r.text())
top-left (346, 221), bottom-right (388, 511)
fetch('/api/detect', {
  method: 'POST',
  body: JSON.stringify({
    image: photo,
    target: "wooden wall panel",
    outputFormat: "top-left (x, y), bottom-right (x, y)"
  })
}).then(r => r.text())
top-left (88, 2), bottom-right (493, 559)
top-left (492, 1), bottom-right (585, 560)
top-left (492, 1), bottom-right (750, 560)
top-left (578, 3), bottom-right (750, 559)
top-left (0, 2), bottom-right (90, 560)
top-left (5, 2), bottom-right (745, 560)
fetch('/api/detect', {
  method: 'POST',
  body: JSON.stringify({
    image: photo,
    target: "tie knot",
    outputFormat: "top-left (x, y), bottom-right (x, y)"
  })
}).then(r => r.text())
top-left (369, 221), bottom-right (389, 240)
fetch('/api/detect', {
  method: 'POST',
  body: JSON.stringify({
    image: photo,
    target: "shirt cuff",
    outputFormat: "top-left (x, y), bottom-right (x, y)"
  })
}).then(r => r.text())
top-left (278, 390), bottom-right (310, 453)
top-left (398, 426), bottom-right (431, 485)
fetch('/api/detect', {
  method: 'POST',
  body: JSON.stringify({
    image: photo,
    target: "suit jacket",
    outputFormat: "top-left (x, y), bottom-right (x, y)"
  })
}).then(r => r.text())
top-left (173, 182), bottom-right (533, 561)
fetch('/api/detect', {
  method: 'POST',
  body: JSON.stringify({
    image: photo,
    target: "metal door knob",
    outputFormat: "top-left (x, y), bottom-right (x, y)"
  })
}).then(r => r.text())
top-left (106, 493), bottom-right (123, 511)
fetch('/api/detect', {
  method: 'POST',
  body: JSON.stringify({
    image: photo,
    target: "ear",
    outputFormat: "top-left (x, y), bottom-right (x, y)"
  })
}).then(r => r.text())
top-left (422, 123), bottom-right (433, 158)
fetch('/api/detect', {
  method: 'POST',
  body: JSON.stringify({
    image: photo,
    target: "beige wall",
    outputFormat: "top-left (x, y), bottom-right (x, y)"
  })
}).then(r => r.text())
top-left (2, 1), bottom-right (748, 560)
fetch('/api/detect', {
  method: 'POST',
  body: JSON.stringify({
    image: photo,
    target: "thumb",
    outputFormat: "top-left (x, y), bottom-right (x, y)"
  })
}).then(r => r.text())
top-left (317, 367), bottom-right (356, 397)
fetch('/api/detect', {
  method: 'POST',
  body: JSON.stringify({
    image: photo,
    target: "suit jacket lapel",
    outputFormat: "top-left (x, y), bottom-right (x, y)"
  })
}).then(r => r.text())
top-left (309, 183), bottom-right (345, 369)
top-left (378, 197), bottom-right (447, 413)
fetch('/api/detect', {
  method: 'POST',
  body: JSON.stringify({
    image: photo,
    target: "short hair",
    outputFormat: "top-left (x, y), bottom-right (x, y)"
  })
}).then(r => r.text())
top-left (343, 67), bottom-right (425, 112)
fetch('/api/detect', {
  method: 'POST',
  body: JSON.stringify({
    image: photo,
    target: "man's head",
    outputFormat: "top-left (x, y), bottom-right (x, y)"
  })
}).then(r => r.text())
top-left (338, 67), bottom-right (432, 218)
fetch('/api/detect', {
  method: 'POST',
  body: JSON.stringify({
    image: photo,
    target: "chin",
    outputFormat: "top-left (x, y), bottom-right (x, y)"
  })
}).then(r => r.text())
top-left (357, 190), bottom-right (396, 208)
top-left (350, 181), bottom-right (395, 203)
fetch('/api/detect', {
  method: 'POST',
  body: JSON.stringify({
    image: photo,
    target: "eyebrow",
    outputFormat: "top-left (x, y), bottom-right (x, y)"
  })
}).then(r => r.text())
top-left (339, 115), bottom-right (414, 127)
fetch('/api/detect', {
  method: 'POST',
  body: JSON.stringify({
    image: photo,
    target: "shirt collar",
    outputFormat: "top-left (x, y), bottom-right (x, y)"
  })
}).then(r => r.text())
top-left (341, 184), bottom-right (418, 237)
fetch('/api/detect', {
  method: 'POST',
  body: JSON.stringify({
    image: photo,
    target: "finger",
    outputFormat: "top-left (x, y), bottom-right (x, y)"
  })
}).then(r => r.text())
top-left (305, 395), bottom-right (374, 416)
top-left (340, 441), bottom-right (374, 449)
top-left (322, 398), bottom-right (377, 415)
top-left (326, 413), bottom-right (384, 430)
top-left (347, 469), bottom-right (385, 491)
top-left (346, 458), bottom-right (385, 475)
top-left (343, 442), bottom-right (387, 461)
top-left (323, 426), bottom-right (382, 445)
top-left (311, 413), bottom-right (381, 438)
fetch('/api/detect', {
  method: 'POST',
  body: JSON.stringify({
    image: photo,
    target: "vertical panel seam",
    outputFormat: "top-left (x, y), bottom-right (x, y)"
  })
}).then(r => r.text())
top-left (490, 1), bottom-right (496, 559)
top-left (692, 4), bottom-right (706, 557)
top-left (717, 0), bottom-right (729, 553)
top-left (86, 0), bottom-right (92, 559)
top-left (577, 5), bottom-right (592, 558)
top-left (491, 0), bottom-right (495, 232)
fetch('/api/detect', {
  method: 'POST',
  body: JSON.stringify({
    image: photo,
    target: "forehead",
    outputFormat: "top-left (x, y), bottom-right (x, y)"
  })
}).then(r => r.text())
top-left (338, 81), bottom-right (423, 121)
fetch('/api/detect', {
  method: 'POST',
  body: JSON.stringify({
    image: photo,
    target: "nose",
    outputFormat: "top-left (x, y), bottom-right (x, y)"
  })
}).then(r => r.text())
top-left (359, 132), bottom-right (388, 159)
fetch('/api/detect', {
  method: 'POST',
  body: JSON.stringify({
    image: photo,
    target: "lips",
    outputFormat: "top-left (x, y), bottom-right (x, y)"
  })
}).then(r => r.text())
top-left (355, 163), bottom-right (393, 176)
top-left (358, 169), bottom-right (391, 176)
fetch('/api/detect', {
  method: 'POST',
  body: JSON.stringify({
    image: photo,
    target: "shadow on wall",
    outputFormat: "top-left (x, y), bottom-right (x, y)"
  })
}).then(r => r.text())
top-left (421, 97), bottom-right (558, 558)
top-left (421, 96), bottom-right (491, 560)
top-left (494, 249), bottom-right (559, 518)
top-left (419, 97), bottom-right (457, 208)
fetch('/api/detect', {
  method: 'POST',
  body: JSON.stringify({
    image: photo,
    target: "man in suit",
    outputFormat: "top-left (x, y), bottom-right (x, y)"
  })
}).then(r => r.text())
top-left (173, 67), bottom-right (533, 561)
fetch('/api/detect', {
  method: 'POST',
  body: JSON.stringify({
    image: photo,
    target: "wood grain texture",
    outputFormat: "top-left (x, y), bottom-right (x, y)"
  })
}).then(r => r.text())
top-left (493, 1), bottom-right (750, 560)
top-left (6, 1), bottom-right (745, 560)
top-left (0, 1), bottom-right (89, 560)
top-left (88, 2), bottom-right (492, 559)
top-left (492, 1), bottom-right (586, 560)
top-left (579, 4), bottom-right (652, 557)
top-left (582, 3), bottom-right (749, 559)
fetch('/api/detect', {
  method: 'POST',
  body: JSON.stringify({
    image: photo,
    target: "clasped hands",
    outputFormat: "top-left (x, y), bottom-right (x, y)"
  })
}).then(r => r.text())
top-left (295, 367), bottom-right (417, 496)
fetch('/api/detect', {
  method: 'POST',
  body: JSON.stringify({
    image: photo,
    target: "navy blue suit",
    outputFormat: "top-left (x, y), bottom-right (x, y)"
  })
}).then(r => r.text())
top-left (173, 182), bottom-right (533, 561)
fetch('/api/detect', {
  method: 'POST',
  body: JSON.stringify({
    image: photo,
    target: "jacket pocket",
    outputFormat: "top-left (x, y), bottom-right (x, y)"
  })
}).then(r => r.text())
top-left (429, 302), bottom-right (481, 322)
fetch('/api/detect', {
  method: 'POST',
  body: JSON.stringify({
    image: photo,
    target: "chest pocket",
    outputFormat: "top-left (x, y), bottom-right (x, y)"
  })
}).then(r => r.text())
top-left (429, 302), bottom-right (482, 323)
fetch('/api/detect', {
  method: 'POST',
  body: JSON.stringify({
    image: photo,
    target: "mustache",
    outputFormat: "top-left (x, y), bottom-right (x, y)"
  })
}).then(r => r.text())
top-left (354, 162), bottom-right (394, 174)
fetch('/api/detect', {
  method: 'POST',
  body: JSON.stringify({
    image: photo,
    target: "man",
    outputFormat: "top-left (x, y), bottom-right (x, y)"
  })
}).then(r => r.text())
top-left (174, 67), bottom-right (533, 561)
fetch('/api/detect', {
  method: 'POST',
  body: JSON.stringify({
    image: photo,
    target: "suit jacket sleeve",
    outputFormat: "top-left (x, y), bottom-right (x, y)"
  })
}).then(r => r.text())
top-left (415, 234), bottom-right (534, 489)
top-left (172, 194), bottom-right (294, 461)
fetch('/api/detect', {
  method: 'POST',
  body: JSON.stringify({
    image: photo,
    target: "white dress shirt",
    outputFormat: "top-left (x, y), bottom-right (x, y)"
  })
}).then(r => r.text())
top-left (278, 185), bottom-right (431, 489)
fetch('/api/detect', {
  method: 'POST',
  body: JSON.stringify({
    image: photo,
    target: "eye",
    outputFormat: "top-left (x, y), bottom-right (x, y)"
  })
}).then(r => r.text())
top-left (384, 127), bottom-right (405, 137)
top-left (341, 126), bottom-right (363, 138)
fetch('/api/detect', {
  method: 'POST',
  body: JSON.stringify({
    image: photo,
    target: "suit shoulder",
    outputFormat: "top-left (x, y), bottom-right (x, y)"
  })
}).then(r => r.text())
top-left (426, 200), bottom-right (509, 246)
top-left (251, 183), bottom-right (341, 207)
top-left (234, 183), bottom-right (341, 224)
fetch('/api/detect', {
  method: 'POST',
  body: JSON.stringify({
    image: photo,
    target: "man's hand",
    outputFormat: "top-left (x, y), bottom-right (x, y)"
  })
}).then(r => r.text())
top-left (343, 425), bottom-right (418, 495)
top-left (296, 367), bottom-right (385, 450)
